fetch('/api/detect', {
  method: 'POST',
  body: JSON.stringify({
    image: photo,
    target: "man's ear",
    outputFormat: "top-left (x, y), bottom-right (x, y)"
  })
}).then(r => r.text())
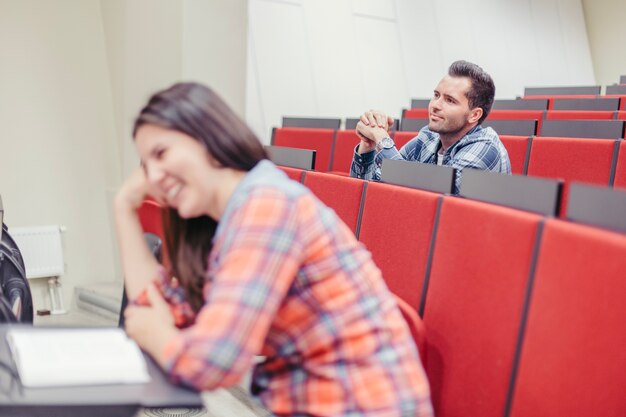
top-left (468, 107), bottom-right (483, 124)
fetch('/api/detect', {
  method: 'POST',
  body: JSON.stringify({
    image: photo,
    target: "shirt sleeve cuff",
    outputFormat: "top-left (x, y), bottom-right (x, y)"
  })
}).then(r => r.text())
top-left (377, 147), bottom-right (398, 159)
top-left (130, 267), bottom-right (196, 328)
top-left (129, 267), bottom-right (170, 306)
top-left (354, 144), bottom-right (375, 164)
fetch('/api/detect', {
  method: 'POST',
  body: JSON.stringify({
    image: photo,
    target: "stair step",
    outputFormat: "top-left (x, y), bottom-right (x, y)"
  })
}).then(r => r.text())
top-left (73, 281), bottom-right (123, 322)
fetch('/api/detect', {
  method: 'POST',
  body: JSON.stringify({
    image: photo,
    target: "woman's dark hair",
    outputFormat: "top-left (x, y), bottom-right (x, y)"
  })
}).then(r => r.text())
top-left (448, 60), bottom-right (495, 124)
top-left (134, 82), bottom-right (268, 311)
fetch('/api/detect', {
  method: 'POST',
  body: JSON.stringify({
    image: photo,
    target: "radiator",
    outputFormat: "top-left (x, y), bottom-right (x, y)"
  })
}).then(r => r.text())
top-left (9, 225), bottom-right (65, 279)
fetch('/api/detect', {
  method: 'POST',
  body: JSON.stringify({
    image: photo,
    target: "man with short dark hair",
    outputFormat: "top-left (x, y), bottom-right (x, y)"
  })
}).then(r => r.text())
top-left (350, 60), bottom-right (511, 193)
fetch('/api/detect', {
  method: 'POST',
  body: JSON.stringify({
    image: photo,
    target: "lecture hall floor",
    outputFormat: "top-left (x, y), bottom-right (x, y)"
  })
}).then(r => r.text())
top-left (34, 310), bottom-right (271, 417)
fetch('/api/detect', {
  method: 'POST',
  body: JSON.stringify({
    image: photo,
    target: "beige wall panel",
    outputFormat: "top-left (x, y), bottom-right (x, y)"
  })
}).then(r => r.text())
top-left (0, 0), bottom-right (119, 309)
top-left (582, 0), bottom-right (626, 88)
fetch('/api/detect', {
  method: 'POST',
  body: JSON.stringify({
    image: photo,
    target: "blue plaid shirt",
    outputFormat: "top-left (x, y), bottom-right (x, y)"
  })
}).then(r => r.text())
top-left (350, 125), bottom-right (511, 194)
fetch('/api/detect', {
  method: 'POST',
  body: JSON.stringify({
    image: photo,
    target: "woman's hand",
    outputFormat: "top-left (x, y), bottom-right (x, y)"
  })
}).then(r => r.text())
top-left (124, 284), bottom-right (179, 365)
top-left (114, 168), bottom-right (154, 213)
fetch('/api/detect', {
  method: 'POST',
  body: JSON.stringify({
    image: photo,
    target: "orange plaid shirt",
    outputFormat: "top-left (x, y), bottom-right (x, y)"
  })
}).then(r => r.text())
top-left (151, 161), bottom-right (433, 416)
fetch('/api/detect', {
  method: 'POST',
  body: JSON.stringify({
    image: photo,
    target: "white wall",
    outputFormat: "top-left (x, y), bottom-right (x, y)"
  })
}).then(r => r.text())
top-left (182, 0), bottom-right (248, 116)
top-left (582, 0), bottom-right (626, 89)
top-left (0, 0), bottom-right (119, 310)
top-left (101, 0), bottom-right (248, 180)
top-left (99, 0), bottom-right (185, 290)
top-left (0, 0), bottom-right (248, 313)
top-left (246, 0), bottom-right (596, 143)
top-left (101, 0), bottom-right (184, 180)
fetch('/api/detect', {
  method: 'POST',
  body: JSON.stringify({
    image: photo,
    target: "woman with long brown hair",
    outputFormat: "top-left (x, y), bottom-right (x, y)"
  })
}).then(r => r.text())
top-left (114, 82), bottom-right (432, 417)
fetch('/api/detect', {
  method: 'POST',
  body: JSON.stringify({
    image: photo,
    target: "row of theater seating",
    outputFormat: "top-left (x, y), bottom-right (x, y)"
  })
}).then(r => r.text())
top-left (402, 108), bottom-right (626, 137)
top-left (410, 83), bottom-right (626, 110)
top-left (283, 110), bottom-right (626, 136)
top-left (521, 83), bottom-right (626, 97)
top-left (274, 165), bottom-right (626, 417)
top-left (412, 95), bottom-right (626, 111)
top-left (271, 126), bottom-right (626, 215)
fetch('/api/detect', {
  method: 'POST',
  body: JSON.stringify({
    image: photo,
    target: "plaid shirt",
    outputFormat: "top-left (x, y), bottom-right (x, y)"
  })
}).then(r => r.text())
top-left (350, 125), bottom-right (511, 194)
top-left (149, 160), bottom-right (433, 417)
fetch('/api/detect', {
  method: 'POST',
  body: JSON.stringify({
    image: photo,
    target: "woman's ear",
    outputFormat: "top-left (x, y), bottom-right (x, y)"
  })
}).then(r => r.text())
top-left (205, 150), bottom-right (223, 168)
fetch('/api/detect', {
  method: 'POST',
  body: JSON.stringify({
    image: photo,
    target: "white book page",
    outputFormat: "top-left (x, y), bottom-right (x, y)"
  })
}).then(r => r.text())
top-left (6, 328), bottom-right (150, 388)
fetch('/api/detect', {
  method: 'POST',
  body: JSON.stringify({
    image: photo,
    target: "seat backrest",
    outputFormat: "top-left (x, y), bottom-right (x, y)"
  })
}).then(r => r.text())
top-left (498, 135), bottom-right (531, 174)
top-left (604, 95), bottom-right (626, 110)
top-left (613, 140), bottom-right (626, 189)
top-left (331, 130), bottom-right (360, 174)
top-left (492, 99), bottom-right (548, 110)
top-left (400, 118), bottom-right (429, 132)
top-left (606, 84), bottom-right (626, 95)
top-left (566, 182), bottom-right (626, 233)
top-left (410, 98), bottom-right (430, 109)
top-left (137, 199), bottom-right (164, 239)
top-left (617, 110), bottom-right (626, 120)
top-left (358, 182), bottom-right (441, 312)
top-left (520, 94), bottom-right (599, 105)
top-left (526, 137), bottom-right (618, 216)
top-left (278, 166), bottom-right (306, 183)
top-left (391, 131), bottom-right (420, 149)
top-left (508, 219), bottom-right (626, 417)
top-left (486, 109), bottom-right (545, 120)
top-left (486, 110), bottom-right (545, 136)
top-left (266, 146), bottom-right (316, 170)
top-left (282, 117), bottom-right (340, 129)
top-left (303, 171), bottom-right (365, 235)
top-left (272, 127), bottom-right (336, 172)
top-left (394, 294), bottom-right (427, 365)
top-left (551, 97), bottom-right (620, 111)
top-left (422, 196), bottom-right (543, 417)
top-left (344, 118), bottom-right (399, 131)
top-left (524, 86), bottom-right (601, 96)
top-left (459, 168), bottom-right (562, 216)
top-left (403, 108), bottom-right (429, 119)
top-left (540, 119), bottom-right (625, 138)
top-left (545, 110), bottom-right (616, 120)
top-left (482, 119), bottom-right (537, 136)
top-left (381, 159), bottom-right (455, 195)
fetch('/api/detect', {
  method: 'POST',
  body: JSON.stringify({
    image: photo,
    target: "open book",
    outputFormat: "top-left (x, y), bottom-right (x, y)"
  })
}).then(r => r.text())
top-left (6, 327), bottom-right (150, 388)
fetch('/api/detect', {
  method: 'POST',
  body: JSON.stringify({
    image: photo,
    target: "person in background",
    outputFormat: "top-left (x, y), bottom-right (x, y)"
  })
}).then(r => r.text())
top-left (350, 60), bottom-right (511, 193)
top-left (115, 82), bottom-right (433, 417)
